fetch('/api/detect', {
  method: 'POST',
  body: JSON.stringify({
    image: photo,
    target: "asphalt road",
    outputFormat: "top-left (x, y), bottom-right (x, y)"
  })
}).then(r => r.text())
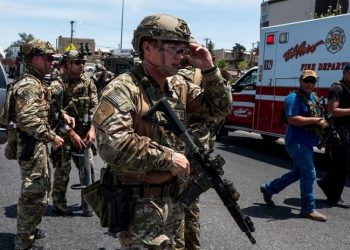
top-left (0, 130), bottom-right (349, 250)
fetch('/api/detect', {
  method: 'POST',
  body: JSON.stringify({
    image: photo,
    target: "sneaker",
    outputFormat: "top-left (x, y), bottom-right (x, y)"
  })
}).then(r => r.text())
top-left (260, 185), bottom-right (275, 207)
top-left (300, 211), bottom-right (327, 222)
top-left (34, 228), bottom-right (47, 239)
top-left (53, 203), bottom-right (73, 216)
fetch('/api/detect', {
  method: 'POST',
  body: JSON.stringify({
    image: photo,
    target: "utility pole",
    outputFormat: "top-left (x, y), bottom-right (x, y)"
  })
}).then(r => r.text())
top-left (250, 42), bottom-right (256, 67)
top-left (120, 0), bottom-right (124, 50)
top-left (70, 20), bottom-right (75, 43)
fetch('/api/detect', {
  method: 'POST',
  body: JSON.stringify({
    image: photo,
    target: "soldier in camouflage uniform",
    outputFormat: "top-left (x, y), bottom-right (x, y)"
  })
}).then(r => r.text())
top-left (50, 49), bottom-right (98, 216)
top-left (175, 66), bottom-right (233, 250)
top-left (93, 14), bottom-right (231, 249)
top-left (92, 64), bottom-right (114, 99)
top-left (173, 66), bottom-right (205, 250)
top-left (13, 39), bottom-right (65, 250)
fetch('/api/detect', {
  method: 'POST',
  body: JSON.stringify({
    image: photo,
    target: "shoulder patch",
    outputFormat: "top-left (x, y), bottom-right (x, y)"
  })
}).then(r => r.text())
top-left (93, 99), bottom-right (114, 126)
top-left (16, 97), bottom-right (28, 111)
top-left (17, 88), bottom-right (33, 101)
top-left (104, 88), bottom-right (134, 112)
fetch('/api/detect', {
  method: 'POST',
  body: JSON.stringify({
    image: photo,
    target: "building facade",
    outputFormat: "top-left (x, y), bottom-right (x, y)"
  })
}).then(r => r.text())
top-left (261, 0), bottom-right (350, 27)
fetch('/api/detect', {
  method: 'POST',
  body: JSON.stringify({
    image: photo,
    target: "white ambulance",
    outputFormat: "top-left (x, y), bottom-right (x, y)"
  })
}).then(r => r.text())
top-left (221, 13), bottom-right (350, 142)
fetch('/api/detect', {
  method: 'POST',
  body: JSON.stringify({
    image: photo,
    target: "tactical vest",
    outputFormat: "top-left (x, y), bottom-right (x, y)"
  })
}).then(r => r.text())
top-left (130, 67), bottom-right (187, 153)
top-left (294, 89), bottom-right (323, 137)
top-left (60, 73), bottom-right (92, 131)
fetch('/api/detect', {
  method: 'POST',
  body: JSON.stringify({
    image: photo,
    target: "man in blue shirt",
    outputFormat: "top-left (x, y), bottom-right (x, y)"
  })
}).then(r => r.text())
top-left (260, 70), bottom-right (328, 222)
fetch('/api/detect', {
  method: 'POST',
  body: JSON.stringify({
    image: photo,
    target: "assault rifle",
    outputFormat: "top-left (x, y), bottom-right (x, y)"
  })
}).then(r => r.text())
top-left (316, 96), bottom-right (340, 149)
top-left (142, 97), bottom-right (256, 244)
top-left (65, 99), bottom-right (96, 216)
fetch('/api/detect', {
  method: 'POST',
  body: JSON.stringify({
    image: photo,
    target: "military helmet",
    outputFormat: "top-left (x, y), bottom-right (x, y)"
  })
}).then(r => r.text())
top-left (21, 39), bottom-right (55, 59)
top-left (62, 49), bottom-right (86, 61)
top-left (132, 14), bottom-right (191, 53)
top-left (95, 63), bottom-right (105, 71)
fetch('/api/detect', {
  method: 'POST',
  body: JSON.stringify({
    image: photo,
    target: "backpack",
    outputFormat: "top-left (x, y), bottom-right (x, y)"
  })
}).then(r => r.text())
top-left (1, 80), bottom-right (18, 160)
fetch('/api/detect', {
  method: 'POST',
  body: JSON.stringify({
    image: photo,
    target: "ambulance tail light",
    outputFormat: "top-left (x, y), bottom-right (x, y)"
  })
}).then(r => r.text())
top-left (266, 34), bottom-right (275, 45)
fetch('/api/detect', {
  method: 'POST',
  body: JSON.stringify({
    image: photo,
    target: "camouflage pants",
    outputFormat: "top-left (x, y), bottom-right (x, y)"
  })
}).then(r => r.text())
top-left (170, 199), bottom-right (200, 250)
top-left (51, 147), bottom-right (95, 206)
top-left (118, 196), bottom-right (174, 250)
top-left (171, 201), bottom-right (185, 250)
top-left (15, 142), bottom-right (51, 250)
top-left (184, 199), bottom-right (200, 250)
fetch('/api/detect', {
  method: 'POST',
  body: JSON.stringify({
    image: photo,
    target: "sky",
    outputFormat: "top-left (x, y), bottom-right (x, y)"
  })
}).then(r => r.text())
top-left (0, 0), bottom-right (262, 52)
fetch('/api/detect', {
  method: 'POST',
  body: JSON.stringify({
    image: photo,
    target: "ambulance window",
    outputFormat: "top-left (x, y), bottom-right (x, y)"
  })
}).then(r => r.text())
top-left (233, 69), bottom-right (257, 92)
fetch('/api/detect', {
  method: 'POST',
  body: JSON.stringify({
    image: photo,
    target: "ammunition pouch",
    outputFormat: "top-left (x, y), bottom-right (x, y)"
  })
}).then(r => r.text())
top-left (82, 181), bottom-right (109, 227)
top-left (82, 181), bottom-right (132, 234)
top-left (5, 127), bottom-right (18, 160)
top-left (19, 132), bottom-right (37, 161)
top-left (83, 167), bottom-right (173, 234)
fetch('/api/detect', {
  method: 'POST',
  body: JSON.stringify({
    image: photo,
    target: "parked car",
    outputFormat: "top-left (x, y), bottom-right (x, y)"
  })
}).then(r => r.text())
top-left (0, 62), bottom-right (10, 131)
top-left (84, 63), bottom-right (96, 78)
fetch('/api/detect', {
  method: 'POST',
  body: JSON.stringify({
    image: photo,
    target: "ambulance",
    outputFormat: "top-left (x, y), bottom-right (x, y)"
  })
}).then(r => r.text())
top-left (221, 13), bottom-right (350, 142)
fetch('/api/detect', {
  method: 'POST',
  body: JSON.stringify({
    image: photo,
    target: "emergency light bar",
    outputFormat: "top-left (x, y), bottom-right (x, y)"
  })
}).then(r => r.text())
top-left (266, 34), bottom-right (275, 45)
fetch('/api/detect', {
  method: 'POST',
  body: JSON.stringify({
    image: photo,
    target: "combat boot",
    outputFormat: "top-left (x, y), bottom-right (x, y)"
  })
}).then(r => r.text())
top-left (53, 203), bottom-right (73, 216)
top-left (34, 228), bottom-right (47, 239)
top-left (83, 209), bottom-right (94, 217)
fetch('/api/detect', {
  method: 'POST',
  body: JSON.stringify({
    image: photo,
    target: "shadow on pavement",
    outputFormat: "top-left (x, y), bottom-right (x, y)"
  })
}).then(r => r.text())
top-left (0, 233), bottom-right (15, 250)
top-left (0, 131), bottom-right (7, 145)
top-left (241, 203), bottom-right (300, 220)
top-left (284, 197), bottom-right (334, 209)
top-left (4, 204), bottom-right (16, 219)
top-left (44, 204), bottom-right (91, 218)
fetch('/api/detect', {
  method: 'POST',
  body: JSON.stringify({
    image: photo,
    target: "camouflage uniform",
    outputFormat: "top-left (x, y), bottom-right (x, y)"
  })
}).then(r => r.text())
top-left (50, 50), bottom-right (98, 214)
top-left (13, 40), bottom-right (57, 250)
top-left (92, 64), bottom-right (114, 98)
top-left (93, 14), bottom-right (231, 250)
top-left (174, 66), bottom-right (212, 250)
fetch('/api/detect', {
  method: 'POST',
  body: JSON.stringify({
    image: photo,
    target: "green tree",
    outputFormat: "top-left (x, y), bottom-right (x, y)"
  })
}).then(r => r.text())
top-left (4, 33), bottom-right (35, 56)
top-left (216, 59), bottom-right (228, 69)
top-left (207, 39), bottom-right (214, 54)
top-left (232, 43), bottom-right (246, 68)
top-left (238, 60), bottom-right (249, 71)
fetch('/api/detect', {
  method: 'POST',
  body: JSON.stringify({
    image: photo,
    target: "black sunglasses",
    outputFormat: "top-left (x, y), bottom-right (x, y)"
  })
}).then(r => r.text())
top-left (39, 54), bottom-right (54, 62)
top-left (72, 60), bottom-right (86, 65)
top-left (47, 55), bottom-right (54, 62)
top-left (303, 78), bottom-right (316, 84)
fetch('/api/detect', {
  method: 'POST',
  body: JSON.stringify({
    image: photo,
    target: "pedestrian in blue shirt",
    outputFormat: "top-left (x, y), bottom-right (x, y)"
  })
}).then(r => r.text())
top-left (260, 70), bottom-right (328, 222)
